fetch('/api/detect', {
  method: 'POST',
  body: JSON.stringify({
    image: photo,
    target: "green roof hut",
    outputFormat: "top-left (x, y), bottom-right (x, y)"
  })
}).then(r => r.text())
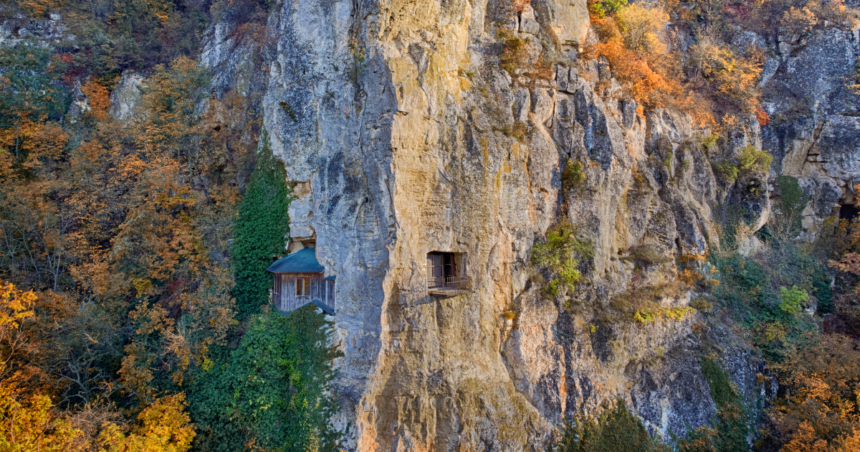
top-left (266, 248), bottom-right (335, 314)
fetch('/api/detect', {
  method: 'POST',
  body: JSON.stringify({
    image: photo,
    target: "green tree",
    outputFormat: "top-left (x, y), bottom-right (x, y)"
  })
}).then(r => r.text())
top-left (555, 399), bottom-right (669, 452)
top-left (231, 131), bottom-right (291, 319)
top-left (0, 41), bottom-right (70, 128)
top-left (588, 0), bottom-right (628, 18)
top-left (779, 286), bottom-right (809, 314)
top-left (188, 306), bottom-right (342, 451)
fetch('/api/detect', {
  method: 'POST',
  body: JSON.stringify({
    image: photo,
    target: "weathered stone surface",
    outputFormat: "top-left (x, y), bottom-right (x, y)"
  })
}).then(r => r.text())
top-left (761, 25), bottom-right (860, 232)
top-left (531, 0), bottom-right (590, 47)
top-left (109, 72), bottom-right (145, 121)
top-left (4, 5), bottom-right (812, 451)
top-left (202, 0), bottom-right (783, 449)
top-left (0, 13), bottom-right (70, 47)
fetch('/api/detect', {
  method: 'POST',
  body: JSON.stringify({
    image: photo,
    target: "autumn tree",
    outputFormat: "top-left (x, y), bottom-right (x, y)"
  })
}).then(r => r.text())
top-left (96, 394), bottom-right (195, 452)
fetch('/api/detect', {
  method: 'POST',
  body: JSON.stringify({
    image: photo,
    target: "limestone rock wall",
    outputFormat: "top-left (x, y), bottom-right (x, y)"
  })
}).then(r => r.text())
top-left (244, 0), bottom-right (766, 450)
top-left (761, 25), bottom-right (860, 232)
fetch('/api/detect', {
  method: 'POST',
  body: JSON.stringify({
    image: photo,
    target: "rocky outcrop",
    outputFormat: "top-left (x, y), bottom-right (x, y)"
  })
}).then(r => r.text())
top-left (0, 0), bottom-right (794, 449)
top-left (108, 72), bottom-right (145, 121)
top-left (761, 24), bottom-right (860, 232)
top-left (249, 0), bottom-right (768, 449)
top-left (0, 12), bottom-right (70, 47)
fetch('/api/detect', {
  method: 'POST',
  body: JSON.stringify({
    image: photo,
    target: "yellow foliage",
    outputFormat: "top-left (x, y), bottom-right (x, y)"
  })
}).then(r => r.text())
top-left (688, 38), bottom-right (763, 114)
top-left (615, 3), bottom-right (669, 55)
top-left (0, 282), bottom-right (37, 380)
top-left (634, 306), bottom-right (696, 325)
top-left (780, 5), bottom-right (817, 37)
top-left (763, 321), bottom-right (787, 343)
top-left (0, 380), bottom-right (85, 452)
top-left (97, 394), bottom-right (195, 452)
top-left (0, 282), bottom-right (36, 333)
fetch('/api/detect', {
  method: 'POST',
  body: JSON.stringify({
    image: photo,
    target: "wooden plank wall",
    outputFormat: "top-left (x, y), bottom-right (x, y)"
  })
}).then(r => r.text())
top-left (273, 272), bottom-right (332, 313)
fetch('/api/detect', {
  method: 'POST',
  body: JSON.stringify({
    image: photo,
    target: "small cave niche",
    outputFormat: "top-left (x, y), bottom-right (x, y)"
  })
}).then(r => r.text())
top-left (839, 204), bottom-right (860, 221)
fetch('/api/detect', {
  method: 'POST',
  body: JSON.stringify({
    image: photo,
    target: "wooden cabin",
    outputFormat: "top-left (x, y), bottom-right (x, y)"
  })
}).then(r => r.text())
top-left (266, 248), bottom-right (335, 314)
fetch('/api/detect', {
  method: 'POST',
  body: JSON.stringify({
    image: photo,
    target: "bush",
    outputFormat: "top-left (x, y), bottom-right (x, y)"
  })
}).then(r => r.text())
top-left (686, 38), bottom-right (764, 115)
top-left (615, 3), bottom-right (668, 55)
top-left (710, 146), bottom-right (772, 185)
top-left (779, 285), bottom-right (808, 314)
top-left (588, 0), bottom-right (629, 19)
top-left (188, 306), bottom-right (342, 451)
top-left (561, 159), bottom-right (585, 191)
top-left (587, 9), bottom-right (691, 113)
top-left (555, 399), bottom-right (670, 452)
top-left (737, 145), bottom-right (772, 174)
top-left (532, 220), bottom-right (593, 294)
top-left (711, 160), bottom-right (739, 184)
top-left (497, 30), bottom-right (528, 75)
top-left (771, 176), bottom-right (807, 237)
top-left (0, 42), bottom-right (70, 128)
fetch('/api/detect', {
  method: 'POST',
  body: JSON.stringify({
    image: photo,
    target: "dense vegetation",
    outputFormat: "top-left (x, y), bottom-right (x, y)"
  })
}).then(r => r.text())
top-left (231, 131), bottom-right (291, 320)
top-left (0, 1), bottom-right (340, 450)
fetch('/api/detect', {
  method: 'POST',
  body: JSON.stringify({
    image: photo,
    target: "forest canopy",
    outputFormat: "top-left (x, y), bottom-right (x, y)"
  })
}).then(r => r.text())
top-left (0, 1), bottom-right (341, 450)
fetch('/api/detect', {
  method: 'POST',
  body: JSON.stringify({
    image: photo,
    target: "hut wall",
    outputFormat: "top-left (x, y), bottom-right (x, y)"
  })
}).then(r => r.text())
top-left (273, 272), bottom-right (327, 313)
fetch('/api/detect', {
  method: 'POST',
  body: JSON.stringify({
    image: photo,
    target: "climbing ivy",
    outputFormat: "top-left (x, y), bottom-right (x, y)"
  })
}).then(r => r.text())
top-left (231, 130), bottom-right (292, 319)
top-left (187, 306), bottom-right (342, 451)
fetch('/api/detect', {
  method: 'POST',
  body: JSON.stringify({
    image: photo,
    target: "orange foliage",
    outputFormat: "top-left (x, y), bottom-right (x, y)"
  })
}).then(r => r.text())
top-left (18, 0), bottom-right (63, 17)
top-left (81, 81), bottom-right (111, 121)
top-left (766, 334), bottom-right (860, 451)
top-left (586, 13), bottom-right (713, 124)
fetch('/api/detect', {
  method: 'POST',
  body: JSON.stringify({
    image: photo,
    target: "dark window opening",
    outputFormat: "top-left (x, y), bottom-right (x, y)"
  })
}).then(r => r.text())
top-left (426, 252), bottom-right (470, 293)
top-left (296, 278), bottom-right (309, 297)
top-left (427, 252), bottom-right (456, 285)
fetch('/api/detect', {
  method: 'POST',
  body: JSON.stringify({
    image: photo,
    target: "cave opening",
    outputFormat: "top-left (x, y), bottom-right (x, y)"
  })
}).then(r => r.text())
top-left (839, 204), bottom-right (860, 222)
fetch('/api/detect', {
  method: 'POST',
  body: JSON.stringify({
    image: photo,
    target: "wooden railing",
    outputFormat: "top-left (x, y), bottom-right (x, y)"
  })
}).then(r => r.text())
top-left (427, 276), bottom-right (471, 291)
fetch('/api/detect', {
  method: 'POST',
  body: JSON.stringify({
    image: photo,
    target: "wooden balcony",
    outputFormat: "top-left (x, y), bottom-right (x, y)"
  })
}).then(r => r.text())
top-left (427, 276), bottom-right (471, 297)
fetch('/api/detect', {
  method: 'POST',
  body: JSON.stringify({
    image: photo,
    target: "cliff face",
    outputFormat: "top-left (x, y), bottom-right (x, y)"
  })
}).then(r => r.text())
top-left (213, 0), bottom-right (761, 449)
top-left (760, 24), bottom-right (860, 232)
top-left (174, 0), bottom-right (856, 449)
top-left (3, 1), bottom-right (857, 449)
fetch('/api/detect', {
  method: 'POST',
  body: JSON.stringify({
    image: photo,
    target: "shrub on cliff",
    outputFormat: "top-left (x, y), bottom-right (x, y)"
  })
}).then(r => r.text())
top-left (588, 0), bottom-right (628, 19)
top-left (532, 220), bottom-right (593, 295)
top-left (687, 38), bottom-right (764, 116)
top-left (231, 131), bottom-right (291, 319)
top-left (561, 159), bottom-right (585, 191)
top-left (587, 3), bottom-right (693, 116)
top-left (555, 399), bottom-right (670, 452)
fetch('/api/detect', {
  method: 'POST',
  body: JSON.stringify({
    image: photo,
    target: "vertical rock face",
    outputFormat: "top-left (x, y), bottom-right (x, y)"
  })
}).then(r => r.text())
top-left (761, 26), bottom-right (860, 231)
top-left (249, 0), bottom-right (760, 449)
